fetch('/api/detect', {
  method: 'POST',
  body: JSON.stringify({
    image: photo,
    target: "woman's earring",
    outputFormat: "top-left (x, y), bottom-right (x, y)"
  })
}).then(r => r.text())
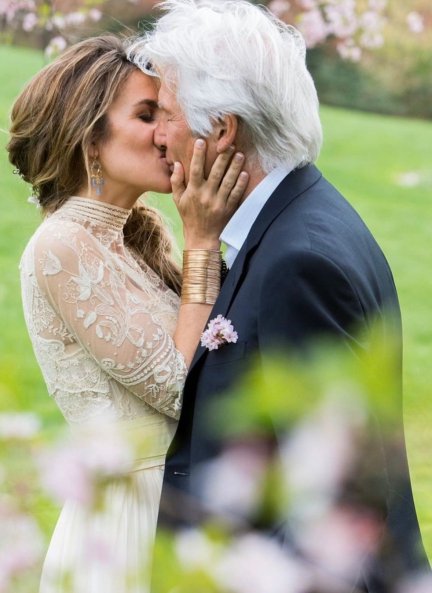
top-left (90, 158), bottom-right (104, 196)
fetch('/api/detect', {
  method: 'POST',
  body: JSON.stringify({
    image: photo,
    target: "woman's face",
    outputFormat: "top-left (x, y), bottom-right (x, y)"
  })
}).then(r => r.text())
top-left (95, 70), bottom-right (172, 206)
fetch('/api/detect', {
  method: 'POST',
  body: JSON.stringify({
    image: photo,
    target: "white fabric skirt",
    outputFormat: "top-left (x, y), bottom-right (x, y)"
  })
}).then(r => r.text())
top-left (39, 464), bottom-right (164, 593)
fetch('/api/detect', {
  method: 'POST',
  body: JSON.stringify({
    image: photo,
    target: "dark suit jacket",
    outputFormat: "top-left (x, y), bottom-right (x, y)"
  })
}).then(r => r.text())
top-left (158, 165), bottom-right (427, 588)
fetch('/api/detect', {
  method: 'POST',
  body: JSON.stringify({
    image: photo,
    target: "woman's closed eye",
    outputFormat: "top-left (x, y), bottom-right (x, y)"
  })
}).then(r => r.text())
top-left (138, 112), bottom-right (155, 123)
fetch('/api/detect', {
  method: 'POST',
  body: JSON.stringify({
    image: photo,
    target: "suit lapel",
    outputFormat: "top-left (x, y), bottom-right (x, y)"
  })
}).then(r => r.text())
top-left (188, 164), bottom-right (322, 373)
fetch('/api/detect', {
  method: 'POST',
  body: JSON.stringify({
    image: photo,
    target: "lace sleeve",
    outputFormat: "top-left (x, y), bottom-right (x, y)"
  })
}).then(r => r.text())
top-left (32, 222), bottom-right (186, 419)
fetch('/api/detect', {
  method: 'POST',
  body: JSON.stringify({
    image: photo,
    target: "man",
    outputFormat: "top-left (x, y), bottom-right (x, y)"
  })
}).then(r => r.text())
top-left (129, 0), bottom-right (427, 588)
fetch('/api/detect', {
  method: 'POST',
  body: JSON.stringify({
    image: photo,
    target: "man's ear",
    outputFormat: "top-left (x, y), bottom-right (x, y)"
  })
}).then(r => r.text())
top-left (215, 114), bottom-right (238, 153)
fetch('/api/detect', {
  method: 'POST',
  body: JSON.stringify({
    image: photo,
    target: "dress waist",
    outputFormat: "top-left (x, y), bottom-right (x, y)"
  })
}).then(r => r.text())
top-left (71, 413), bottom-right (176, 472)
top-left (120, 415), bottom-right (175, 472)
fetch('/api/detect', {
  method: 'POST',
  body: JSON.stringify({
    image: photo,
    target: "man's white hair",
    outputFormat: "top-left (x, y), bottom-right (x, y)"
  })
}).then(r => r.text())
top-left (128, 0), bottom-right (323, 173)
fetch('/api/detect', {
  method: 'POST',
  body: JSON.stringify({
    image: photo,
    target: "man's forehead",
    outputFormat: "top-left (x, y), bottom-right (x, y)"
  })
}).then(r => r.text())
top-left (157, 82), bottom-right (179, 110)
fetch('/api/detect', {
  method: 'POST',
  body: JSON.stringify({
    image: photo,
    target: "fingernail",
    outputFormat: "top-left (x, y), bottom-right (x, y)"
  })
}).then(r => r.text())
top-left (196, 139), bottom-right (205, 148)
top-left (240, 171), bottom-right (249, 178)
top-left (235, 152), bottom-right (244, 161)
top-left (173, 162), bottom-right (180, 172)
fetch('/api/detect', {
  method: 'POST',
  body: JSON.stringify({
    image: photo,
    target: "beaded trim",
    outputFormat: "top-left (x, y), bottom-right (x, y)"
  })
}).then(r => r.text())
top-left (58, 196), bottom-right (132, 231)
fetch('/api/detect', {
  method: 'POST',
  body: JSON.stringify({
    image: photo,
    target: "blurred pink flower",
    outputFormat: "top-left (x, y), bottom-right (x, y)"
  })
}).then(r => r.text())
top-left (45, 36), bottom-right (67, 59)
top-left (201, 315), bottom-right (238, 351)
top-left (64, 11), bottom-right (87, 27)
top-left (22, 11), bottom-right (37, 31)
top-left (89, 8), bottom-right (102, 22)
top-left (38, 443), bottom-right (93, 505)
top-left (407, 12), bottom-right (424, 34)
top-left (0, 412), bottom-right (41, 439)
top-left (325, 1), bottom-right (359, 38)
top-left (0, 499), bottom-right (44, 590)
top-left (38, 424), bottom-right (133, 506)
top-left (268, 0), bottom-right (291, 19)
top-left (296, 505), bottom-right (383, 586)
top-left (337, 39), bottom-right (362, 61)
top-left (175, 529), bottom-right (220, 571)
top-left (368, 0), bottom-right (387, 10)
top-left (280, 393), bottom-right (365, 516)
top-left (298, 9), bottom-right (328, 48)
top-left (298, 0), bottom-right (318, 10)
top-left (0, 0), bottom-right (35, 23)
top-left (215, 533), bottom-right (311, 593)
top-left (198, 441), bottom-right (268, 521)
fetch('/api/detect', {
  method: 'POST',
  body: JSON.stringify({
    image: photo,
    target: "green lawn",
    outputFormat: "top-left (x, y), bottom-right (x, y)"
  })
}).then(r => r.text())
top-left (1, 44), bottom-right (432, 555)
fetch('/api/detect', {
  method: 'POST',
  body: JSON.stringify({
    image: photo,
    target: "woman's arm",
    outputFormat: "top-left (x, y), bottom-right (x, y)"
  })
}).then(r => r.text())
top-left (172, 140), bottom-right (248, 366)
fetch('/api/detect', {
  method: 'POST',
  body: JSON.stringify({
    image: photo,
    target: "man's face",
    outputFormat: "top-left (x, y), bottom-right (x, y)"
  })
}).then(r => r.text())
top-left (155, 80), bottom-right (217, 183)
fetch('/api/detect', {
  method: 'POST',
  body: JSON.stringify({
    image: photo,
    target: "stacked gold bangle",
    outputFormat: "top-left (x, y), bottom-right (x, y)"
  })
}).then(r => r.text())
top-left (181, 249), bottom-right (222, 305)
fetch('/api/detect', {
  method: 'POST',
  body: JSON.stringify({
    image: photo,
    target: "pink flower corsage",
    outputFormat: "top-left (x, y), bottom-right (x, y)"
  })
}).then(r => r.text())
top-left (201, 315), bottom-right (238, 351)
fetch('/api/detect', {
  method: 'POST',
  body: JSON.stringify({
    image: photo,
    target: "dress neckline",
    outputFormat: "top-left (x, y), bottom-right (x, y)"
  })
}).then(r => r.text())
top-left (58, 196), bottom-right (132, 232)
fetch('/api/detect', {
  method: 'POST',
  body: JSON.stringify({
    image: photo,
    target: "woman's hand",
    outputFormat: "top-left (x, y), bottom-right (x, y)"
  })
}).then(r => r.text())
top-left (171, 139), bottom-right (249, 250)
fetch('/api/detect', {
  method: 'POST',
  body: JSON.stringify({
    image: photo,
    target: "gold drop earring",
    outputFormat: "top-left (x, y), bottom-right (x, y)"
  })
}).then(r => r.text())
top-left (90, 158), bottom-right (105, 196)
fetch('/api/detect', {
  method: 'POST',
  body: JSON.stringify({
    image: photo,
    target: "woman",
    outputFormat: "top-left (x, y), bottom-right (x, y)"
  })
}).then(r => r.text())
top-left (7, 35), bottom-right (247, 592)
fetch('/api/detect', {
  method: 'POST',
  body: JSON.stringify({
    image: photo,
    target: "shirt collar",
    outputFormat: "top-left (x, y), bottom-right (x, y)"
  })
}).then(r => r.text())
top-left (220, 165), bottom-right (293, 267)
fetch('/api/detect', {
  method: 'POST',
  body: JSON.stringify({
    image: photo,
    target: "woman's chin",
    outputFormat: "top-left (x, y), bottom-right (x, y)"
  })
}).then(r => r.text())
top-left (154, 181), bottom-right (174, 195)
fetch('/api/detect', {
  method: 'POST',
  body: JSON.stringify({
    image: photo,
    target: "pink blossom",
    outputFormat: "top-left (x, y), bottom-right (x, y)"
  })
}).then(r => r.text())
top-left (0, 412), bottom-right (41, 439)
top-left (0, 0), bottom-right (35, 23)
top-left (360, 9), bottom-right (384, 31)
top-left (359, 8), bottom-right (386, 47)
top-left (198, 442), bottom-right (268, 520)
top-left (0, 500), bottom-right (44, 589)
top-left (407, 12), bottom-right (424, 34)
top-left (298, 0), bottom-right (317, 10)
top-left (296, 505), bottom-right (383, 585)
top-left (368, 0), bottom-right (387, 10)
top-left (89, 8), bottom-right (103, 22)
top-left (337, 39), bottom-right (362, 61)
top-left (325, 1), bottom-right (359, 38)
top-left (64, 11), bottom-right (87, 27)
top-left (280, 393), bottom-right (365, 516)
top-left (52, 15), bottom-right (66, 29)
top-left (38, 443), bottom-right (94, 505)
top-left (44, 35), bottom-right (67, 59)
top-left (38, 423), bottom-right (133, 506)
top-left (268, 0), bottom-right (291, 19)
top-left (201, 314), bottom-right (238, 351)
top-left (215, 533), bottom-right (311, 593)
top-left (84, 533), bottom-right (116, 566)
top-left (22, 11), bottom-right (38, 32)
top-left (360, 31), bottom-right (384, 49)
top-left (298, 9), bottom-right (328, 48)
top-left (175, 530), bottom-right (220, 571)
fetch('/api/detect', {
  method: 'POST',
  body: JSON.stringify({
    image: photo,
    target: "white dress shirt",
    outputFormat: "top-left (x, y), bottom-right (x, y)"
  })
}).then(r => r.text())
top-left (220, 165), bottom-right (294, 268)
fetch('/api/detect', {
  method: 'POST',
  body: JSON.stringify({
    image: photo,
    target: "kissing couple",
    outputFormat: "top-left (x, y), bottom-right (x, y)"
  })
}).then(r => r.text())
top-left (8, 1), bottom-right (426, 592)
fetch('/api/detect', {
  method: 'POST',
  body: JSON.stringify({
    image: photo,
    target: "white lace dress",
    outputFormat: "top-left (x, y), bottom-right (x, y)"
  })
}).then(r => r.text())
top-left (20, 197), bottom-right (187, 593)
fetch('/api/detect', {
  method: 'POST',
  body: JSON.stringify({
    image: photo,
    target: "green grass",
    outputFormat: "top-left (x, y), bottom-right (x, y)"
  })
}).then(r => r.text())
top-left (1, 44), bottom-right (432, 555)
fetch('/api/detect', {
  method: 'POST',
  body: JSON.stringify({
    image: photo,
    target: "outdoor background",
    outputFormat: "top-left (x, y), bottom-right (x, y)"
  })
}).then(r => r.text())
top-left (1, 0), bottom-right (431, 560)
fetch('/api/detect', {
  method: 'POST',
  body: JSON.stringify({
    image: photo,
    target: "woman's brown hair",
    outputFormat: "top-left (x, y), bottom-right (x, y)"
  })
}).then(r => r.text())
top-left (7, 35), bottom-right (181, 294)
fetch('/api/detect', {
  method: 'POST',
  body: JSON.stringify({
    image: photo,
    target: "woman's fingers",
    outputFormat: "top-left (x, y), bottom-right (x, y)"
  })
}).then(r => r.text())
top-left (207, 146), bottom-right (236, 190)
top-left (188, 139), bottom-right (207, 186)
top-left (226, 171), bottom-right (249, 211)
top-left (171, 161), bottom-right (186, 206)
top-left (216, 152), bottom-right (245, 200)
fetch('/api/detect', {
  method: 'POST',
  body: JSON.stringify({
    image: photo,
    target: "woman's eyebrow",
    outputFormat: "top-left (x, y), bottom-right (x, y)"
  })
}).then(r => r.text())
top-left (133, 99), bottom-right (159, 109)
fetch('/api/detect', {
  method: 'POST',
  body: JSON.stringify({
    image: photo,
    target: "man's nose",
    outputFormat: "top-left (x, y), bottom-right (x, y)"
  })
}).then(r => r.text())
top-left (154, 120), bottom-right (167, 150)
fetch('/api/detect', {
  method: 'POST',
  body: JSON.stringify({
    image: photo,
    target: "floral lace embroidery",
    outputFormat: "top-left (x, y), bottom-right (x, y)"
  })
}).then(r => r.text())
top-left (20, 197), bottom-right (186, 425)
